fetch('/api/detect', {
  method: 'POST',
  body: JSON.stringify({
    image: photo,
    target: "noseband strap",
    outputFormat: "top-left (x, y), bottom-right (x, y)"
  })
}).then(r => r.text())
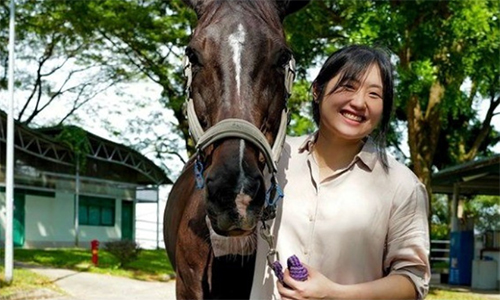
top-left (187, 98), bottom-right (287, 173)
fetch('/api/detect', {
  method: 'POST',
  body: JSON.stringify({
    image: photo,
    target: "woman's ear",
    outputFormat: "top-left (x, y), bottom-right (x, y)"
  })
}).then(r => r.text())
top-left (312, 84), bottom-right (319, 102)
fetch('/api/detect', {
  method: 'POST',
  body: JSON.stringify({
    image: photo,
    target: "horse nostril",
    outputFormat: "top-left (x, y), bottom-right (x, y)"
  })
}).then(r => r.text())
top-left (205, 175), bottom-right (219, 196)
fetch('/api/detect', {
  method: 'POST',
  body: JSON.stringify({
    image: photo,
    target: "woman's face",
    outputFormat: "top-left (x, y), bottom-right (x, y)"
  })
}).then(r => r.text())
top-left (318, 64), bottom-right (384, 142)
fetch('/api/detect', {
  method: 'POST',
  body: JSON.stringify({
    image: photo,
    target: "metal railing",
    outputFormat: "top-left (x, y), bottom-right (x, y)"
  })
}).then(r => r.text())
top-left (430, 239), bottom-right (450, 267)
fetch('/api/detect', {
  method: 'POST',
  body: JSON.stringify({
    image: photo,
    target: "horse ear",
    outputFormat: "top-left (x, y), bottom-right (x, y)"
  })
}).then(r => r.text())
top-left (277, 0), bottom-right (310, 19)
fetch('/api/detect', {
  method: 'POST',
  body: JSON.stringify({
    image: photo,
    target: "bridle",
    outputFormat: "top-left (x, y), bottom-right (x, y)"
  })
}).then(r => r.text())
top-left (182, 50), bottom-right (295, 267)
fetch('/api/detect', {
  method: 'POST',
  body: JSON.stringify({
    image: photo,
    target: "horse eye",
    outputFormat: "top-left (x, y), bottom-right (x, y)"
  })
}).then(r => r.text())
top-left (275, 50), bottom-right (292, 68)
top-left (186, 47), bottom-right (201, 66)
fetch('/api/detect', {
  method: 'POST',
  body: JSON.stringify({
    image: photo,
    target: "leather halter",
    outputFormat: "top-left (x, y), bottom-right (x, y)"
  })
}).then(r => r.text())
top-left (183, 54), bottom-right (296, 174)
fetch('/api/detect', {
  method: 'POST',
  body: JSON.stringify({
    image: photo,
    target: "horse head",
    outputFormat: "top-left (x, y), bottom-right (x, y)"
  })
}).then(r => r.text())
top-left (182, 0), bottom-right (309, 237)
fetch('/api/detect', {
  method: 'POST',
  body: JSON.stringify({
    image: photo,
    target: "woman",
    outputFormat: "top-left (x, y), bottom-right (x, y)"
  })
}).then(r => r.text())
top-left (250, 45), bottom-right (430, 299)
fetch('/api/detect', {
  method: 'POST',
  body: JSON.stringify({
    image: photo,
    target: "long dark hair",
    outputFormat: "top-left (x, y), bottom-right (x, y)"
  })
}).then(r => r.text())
top-left (311, 45), bottom-right (394, 170)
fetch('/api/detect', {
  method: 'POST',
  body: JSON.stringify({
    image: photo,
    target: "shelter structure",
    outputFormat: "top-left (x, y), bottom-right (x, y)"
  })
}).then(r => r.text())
top-left (0, 110), bottom-right (171, 248)
top-left (432, 154), bottom-right (500, 288)
top-left (432, 154), bottom-right (499, 231)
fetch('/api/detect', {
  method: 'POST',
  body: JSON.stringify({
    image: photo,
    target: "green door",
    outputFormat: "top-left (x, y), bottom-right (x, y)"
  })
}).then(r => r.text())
top-left (121, 201), bottom-right (134, 241)
top-left (13, 192), bottom-right (25, 247)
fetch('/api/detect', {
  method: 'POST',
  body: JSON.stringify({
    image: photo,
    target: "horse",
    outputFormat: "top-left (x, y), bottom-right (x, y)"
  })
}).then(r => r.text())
top-left (163, 1), bottom-right (309, 299)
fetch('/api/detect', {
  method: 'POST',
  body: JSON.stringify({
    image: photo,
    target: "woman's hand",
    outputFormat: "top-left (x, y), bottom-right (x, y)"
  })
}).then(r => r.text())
top-left (277, 265), bottom-right (418, 300)
top-left (276, 263), bottom-right (343, 300)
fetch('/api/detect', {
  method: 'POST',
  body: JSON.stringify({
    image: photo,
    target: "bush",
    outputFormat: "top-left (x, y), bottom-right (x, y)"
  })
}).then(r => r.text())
top-left (104, 240), bottom-right (141, 267)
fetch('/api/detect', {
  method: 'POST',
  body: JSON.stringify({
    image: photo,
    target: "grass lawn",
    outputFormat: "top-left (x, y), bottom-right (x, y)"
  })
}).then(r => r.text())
top-left (0, 265), bottom-right (62, 298)
top-left (1, 248), bottom-right (174, 281)
top-left (428, 287), bottom-right (495, 300)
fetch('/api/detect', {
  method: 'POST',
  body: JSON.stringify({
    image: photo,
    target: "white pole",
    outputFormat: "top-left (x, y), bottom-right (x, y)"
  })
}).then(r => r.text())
top-left (156, 186), bottom-right (160, 250)
top-left (74, 160), bottom-right (80, 247)
top-left (5, 0), bottom-right (16, 284)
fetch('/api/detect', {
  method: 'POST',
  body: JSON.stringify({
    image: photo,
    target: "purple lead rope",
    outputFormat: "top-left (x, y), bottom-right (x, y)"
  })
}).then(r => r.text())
top-left (287, 255), bottom-right (308, 281)
top-left (271, 255), bottom-right (308, 284)
top-left (271, 261), bottom-right (285, 283)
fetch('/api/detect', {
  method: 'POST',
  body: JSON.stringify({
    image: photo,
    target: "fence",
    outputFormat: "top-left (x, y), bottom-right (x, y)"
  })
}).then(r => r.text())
top-left (430, 239), bottom-right (450, 270)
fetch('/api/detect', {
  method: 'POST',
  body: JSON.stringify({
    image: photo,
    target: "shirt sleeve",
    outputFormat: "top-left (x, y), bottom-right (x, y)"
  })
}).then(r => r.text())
top-left (384, 182), bottom-right (431, 299)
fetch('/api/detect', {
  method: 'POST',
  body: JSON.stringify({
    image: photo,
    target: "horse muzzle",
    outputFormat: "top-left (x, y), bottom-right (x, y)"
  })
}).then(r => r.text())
top-left (206, 201), bottom-right (260, 237)
top-left (205, 178), bottom-right (264, 236)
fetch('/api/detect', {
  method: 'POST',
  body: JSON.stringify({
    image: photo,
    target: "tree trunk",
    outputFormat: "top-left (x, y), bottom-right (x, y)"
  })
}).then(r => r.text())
top-left (407, 81), bottom-right (445, 216)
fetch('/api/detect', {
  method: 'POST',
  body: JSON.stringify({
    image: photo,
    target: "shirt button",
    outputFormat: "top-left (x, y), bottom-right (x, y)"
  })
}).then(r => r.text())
top-left (309, 216), bottom-right (314, 222)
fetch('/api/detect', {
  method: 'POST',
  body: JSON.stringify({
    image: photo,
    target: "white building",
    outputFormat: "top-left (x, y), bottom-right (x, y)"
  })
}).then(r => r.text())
top-left (0, 110), bottom-right (171, 249)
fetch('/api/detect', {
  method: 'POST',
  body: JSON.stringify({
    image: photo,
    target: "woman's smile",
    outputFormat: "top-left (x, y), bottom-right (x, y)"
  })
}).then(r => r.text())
top-left (340, 109), bottom-right (365, 123)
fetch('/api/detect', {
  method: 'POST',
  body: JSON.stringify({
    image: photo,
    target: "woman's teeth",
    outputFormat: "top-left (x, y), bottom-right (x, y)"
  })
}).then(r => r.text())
top-left (342, 112), bottom-right (363, 122)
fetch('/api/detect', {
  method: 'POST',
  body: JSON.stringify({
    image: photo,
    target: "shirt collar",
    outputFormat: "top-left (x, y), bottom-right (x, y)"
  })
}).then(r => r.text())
top-left (298, 131), bottom-right (379, 171)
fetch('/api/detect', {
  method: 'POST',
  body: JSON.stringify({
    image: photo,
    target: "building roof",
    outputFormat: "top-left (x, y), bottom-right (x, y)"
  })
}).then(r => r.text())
top-left (432, 154), bottom-right (500, 196)
top-left (0, 110), bottom-right (172, 186)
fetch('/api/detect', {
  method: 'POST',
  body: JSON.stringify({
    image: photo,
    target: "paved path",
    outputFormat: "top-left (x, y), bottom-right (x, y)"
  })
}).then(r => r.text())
top-left (16, 263), bottom-right (176, 300)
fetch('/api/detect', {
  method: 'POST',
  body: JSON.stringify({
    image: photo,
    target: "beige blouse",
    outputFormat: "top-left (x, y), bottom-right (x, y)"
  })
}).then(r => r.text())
top-left (250, 134), bottom-right (430, 299)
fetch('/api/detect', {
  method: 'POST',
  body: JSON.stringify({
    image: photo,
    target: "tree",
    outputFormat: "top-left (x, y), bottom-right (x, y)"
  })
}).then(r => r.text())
top-left (0, 0), bottom-right (193, 177)
top-left (464, 195), bottom-right (500, 235)
top-left (1, 0), bottom-right (498, 184)
top-left (0, 0), bottom-right (131, 126)
top-left (284, 0), bottom-right (500, 197)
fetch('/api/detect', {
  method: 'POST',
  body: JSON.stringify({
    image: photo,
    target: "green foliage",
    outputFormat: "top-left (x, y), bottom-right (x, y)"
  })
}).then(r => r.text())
top-left (430, 194), bottom-right (500, 238)
top-left (431, 223), bottom-right (450, 241)
top-left (430, 194), bottom-right (450, 240)
top-left (54, 126), bottom-right (90, 169)
top-left (463, 195), bottom-right (500, 234)
top-left (287, 79), bottom-right (315, 136)
top-left (104, 240), bottom-right (142, 267)
top-left (1, 0), bottom-right (498, 180)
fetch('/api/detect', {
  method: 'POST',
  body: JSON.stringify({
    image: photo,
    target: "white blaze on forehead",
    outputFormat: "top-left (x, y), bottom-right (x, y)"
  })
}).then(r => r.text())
top-left (228, 23), bottom-right (246, 97)
top-left (238, 139), bottom-right (246, 194)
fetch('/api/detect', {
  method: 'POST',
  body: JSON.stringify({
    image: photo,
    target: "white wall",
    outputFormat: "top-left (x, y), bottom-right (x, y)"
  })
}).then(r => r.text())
top-left (0, 189), bottom-right (124, 248)
top-left (25, 192), bottom-right (121, 247)
top-left (25, 192), bottom-right (74, 245)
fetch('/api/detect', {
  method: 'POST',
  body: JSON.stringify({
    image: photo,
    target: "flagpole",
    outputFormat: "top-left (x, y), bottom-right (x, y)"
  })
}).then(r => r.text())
top-left (5, 0), bottom-right (16, 284)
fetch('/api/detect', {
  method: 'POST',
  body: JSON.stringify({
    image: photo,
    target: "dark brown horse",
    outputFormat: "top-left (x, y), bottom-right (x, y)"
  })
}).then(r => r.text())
top-left (164, 1), bottom-right (309, 299)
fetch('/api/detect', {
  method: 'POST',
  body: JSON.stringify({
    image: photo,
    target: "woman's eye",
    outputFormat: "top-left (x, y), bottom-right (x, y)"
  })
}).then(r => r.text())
top-left (342, 84), bottom-right (355, 91)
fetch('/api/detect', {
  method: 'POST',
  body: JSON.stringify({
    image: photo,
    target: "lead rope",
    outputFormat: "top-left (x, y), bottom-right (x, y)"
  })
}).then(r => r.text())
top-left (259, 56), bottom-right (296, 272)
top-left (260, 174), bottom-right (283, 270)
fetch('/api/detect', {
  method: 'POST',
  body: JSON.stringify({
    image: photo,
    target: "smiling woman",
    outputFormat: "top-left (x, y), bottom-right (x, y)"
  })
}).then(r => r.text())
top-left (250, 45), bottom-right (431, 300)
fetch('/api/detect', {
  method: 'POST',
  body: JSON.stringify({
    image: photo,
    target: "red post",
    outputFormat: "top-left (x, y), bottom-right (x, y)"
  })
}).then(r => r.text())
top-left (91, 239), bottom-right (99, 266)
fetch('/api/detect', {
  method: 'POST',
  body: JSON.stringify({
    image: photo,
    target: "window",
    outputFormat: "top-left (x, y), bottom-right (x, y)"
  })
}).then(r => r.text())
top-left (78, 196), bottom-right (115, 226)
